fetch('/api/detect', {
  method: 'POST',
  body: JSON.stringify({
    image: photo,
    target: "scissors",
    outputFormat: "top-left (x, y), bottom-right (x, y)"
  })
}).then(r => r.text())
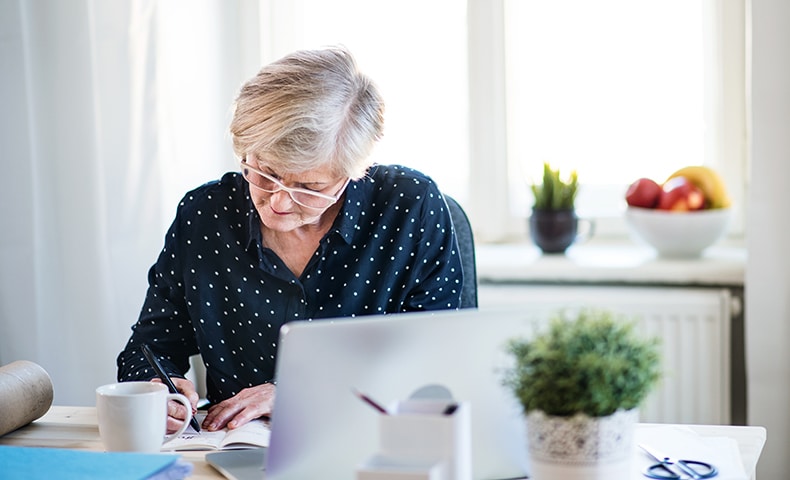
top-left (639, 444), bottom-right (719, 479)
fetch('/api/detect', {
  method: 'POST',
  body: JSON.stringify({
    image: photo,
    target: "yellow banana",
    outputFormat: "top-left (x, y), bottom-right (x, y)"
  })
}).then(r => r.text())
top-left (666, 166), bottom-right (731, 209)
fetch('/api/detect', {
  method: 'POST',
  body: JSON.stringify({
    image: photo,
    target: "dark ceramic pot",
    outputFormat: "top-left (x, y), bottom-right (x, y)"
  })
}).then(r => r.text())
top-left (529, 208), bottom-right (578, 254)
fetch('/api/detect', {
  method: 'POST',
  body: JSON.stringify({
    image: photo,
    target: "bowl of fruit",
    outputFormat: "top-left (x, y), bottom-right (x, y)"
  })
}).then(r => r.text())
top-left (624, 166), bottom-right (731, 258)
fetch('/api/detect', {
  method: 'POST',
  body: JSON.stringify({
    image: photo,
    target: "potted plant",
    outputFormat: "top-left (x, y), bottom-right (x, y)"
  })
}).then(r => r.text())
top-left (503, 309), bottom-right (662, 480)
top-left (529, 162), bottom-right (583, 253)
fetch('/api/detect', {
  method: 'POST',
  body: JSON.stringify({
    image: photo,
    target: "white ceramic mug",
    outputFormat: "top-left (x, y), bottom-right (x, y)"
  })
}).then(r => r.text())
top-left (95, 381), bottom-right (193, 452)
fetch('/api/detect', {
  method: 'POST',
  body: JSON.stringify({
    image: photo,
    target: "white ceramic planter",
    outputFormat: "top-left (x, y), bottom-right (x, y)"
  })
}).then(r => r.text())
top-left (526, 408), bottom-right (638, 480)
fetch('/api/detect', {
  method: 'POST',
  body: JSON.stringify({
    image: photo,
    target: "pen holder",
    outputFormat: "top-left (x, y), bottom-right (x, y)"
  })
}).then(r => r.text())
top-left (357, 399), bottom-right (471, 480)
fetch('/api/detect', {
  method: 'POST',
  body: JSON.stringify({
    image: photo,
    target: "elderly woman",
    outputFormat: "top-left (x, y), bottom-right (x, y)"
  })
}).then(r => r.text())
top-left (116, 46), bottom-right (463, 433)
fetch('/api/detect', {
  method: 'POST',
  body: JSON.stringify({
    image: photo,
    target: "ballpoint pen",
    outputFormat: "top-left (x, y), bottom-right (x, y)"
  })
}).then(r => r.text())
top-left (141, 343), bottom-right (202, 433)
top-left (351, 388), bottom-right (389, 415)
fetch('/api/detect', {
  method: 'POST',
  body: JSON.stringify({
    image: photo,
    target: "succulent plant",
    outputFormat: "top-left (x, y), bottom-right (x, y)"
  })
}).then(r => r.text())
top-left (531, 162), bottom-right (579, 210)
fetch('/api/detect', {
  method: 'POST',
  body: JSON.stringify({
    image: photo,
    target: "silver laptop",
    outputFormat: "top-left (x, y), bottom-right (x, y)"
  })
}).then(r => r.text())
top-left (260, 307), bottom-right (537, 480)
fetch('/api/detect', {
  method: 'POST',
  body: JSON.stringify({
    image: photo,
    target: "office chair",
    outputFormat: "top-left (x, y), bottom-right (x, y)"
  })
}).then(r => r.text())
top-left (444, 195), bottom-right (478, 308)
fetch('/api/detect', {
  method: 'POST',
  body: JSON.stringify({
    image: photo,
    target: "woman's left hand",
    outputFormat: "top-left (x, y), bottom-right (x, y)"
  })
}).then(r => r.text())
top-left (202, 383), bottom-right (276, 431)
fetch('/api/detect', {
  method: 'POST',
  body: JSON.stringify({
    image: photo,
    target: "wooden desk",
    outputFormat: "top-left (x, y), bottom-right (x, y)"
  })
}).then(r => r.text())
top-left (0, 406), bottom-right (767, 480)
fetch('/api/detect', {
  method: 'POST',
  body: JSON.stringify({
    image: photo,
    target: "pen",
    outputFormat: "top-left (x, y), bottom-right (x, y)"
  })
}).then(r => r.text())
top-left (351, 388), bottom-right (389, 415)
top-left (141, 343), bottom-right (202, 433)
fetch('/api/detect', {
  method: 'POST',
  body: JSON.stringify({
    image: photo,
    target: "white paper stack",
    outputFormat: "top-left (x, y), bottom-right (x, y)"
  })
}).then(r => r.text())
top-left (632, 425), bottom-right (747, 480)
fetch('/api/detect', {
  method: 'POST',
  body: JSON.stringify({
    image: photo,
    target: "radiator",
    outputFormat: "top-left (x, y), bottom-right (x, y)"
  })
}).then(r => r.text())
top-left (479, 285), bottom-right (733, 425)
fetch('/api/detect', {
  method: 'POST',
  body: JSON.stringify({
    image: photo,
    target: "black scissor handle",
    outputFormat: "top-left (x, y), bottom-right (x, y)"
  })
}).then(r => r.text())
top-left (644, 459), bottom-right (718, 479)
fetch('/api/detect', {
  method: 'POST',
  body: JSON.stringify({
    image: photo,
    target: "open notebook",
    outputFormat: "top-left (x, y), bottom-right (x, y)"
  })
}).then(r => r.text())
top-left (162, 414), bottom-right (270, 451)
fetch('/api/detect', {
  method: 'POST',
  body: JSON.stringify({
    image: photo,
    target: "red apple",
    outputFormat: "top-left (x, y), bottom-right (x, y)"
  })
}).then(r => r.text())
top-left (657, 176), bottom-right (706, 211)
top-left (625, 178), bottom-right (663, 208)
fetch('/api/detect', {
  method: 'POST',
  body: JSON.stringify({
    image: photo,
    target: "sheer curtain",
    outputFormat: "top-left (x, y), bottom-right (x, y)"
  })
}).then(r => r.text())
top-left (0, 0), bottom-right (256, 405)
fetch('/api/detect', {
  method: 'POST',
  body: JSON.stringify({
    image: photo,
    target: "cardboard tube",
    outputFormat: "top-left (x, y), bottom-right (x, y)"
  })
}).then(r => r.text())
top-left (0, 360), bottom-right (54, 436)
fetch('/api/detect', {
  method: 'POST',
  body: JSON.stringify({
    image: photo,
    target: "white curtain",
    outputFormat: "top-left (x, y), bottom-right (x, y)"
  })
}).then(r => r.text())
top-left (0, 0), bottom-right (258, 405)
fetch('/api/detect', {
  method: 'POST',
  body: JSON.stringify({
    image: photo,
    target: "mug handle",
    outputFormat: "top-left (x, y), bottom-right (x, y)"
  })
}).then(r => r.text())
top-left (163, 393), bottom-right (194, 443)
top-left (575, 218), bottom-right (596, 245)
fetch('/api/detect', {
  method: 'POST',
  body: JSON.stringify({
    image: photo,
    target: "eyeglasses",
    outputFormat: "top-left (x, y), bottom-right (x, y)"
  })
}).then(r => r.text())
top-left (240, 160), bottom-right (350, 209)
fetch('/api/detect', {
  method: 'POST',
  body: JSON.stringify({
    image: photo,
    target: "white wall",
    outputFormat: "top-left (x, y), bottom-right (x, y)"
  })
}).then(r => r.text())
top-left (745, 0), bottom-right (790, 477)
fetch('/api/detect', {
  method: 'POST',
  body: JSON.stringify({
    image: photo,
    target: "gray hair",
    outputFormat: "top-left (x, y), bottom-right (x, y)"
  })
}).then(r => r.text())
top-left (230, 46), bottom-right (385, 180)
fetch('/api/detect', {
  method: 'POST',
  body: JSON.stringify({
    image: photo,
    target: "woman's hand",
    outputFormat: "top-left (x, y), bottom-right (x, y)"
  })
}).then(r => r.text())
top-left (151, 377), bottom-right (199, 434)
top-left (203, 383), bottom-right (276, 431)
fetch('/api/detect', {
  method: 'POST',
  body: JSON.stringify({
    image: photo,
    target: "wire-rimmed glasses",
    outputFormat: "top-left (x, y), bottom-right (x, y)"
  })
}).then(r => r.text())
top-left (239, 160), bottom-right (350, 209)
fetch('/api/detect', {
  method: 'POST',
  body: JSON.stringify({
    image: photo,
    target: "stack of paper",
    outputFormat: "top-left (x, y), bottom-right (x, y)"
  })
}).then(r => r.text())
top-left (632, 425), bottom-right (748, 480)
top-left (0, 445), bottom-right (193, 480)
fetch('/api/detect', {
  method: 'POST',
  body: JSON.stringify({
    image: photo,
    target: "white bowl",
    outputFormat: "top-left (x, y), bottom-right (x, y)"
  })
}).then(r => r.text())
top-left (624, 207), bottom-right (731, 258)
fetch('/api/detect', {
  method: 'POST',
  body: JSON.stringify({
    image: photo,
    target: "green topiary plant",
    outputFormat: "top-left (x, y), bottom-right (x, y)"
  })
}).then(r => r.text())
top-left (531, 162), bottom-right (579, 210)
top-left (502, 309), bottom-right (662, 418)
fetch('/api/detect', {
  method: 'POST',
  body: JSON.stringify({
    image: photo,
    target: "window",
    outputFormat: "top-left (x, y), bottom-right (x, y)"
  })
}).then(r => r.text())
top-left (504, 1), bottom-right (706, 219)
top-left (470, 0), bottom-right (746, 241)
top-left (246, 0), bottom-right (746, 243)
top-left (496, 0), bottom-right (746, 241)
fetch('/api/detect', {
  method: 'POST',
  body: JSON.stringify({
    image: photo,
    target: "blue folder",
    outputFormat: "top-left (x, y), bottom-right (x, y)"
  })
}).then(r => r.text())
top-left (0, 445), bottom-right (193, 480)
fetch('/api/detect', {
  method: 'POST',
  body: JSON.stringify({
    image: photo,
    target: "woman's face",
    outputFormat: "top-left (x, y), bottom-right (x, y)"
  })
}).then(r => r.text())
top-left (245, 160), bottom-right (349, 232)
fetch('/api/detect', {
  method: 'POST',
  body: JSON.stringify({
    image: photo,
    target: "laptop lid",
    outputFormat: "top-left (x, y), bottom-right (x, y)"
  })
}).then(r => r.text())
top-left (265, 307), bottom-right (537, 480)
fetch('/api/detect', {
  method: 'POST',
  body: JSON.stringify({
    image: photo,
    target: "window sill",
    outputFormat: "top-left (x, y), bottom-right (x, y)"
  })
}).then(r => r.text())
top-left (476, 239), bottom-right (746, 287)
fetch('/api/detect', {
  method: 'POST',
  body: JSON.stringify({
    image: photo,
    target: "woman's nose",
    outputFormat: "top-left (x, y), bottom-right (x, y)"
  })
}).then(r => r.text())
top-left (269, 189), bottom-right (295, 210)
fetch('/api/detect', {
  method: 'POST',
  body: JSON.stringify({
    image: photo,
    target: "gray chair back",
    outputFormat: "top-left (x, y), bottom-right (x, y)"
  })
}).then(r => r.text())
top-left (445, 195), bottom-right (478, 308)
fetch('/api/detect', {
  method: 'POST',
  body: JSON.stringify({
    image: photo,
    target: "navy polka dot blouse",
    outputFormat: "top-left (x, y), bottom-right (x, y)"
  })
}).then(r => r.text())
top-left (116, 164), bottom-right (463, 404)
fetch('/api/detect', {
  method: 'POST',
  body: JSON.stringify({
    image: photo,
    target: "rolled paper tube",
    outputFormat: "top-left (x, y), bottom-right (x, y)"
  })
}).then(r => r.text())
top-left (0, 360), bottom-right (54, 436)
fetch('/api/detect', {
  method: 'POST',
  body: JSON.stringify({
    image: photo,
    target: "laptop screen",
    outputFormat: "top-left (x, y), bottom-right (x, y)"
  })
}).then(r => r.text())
top-left (265, 307), bottom-right (537, 479)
